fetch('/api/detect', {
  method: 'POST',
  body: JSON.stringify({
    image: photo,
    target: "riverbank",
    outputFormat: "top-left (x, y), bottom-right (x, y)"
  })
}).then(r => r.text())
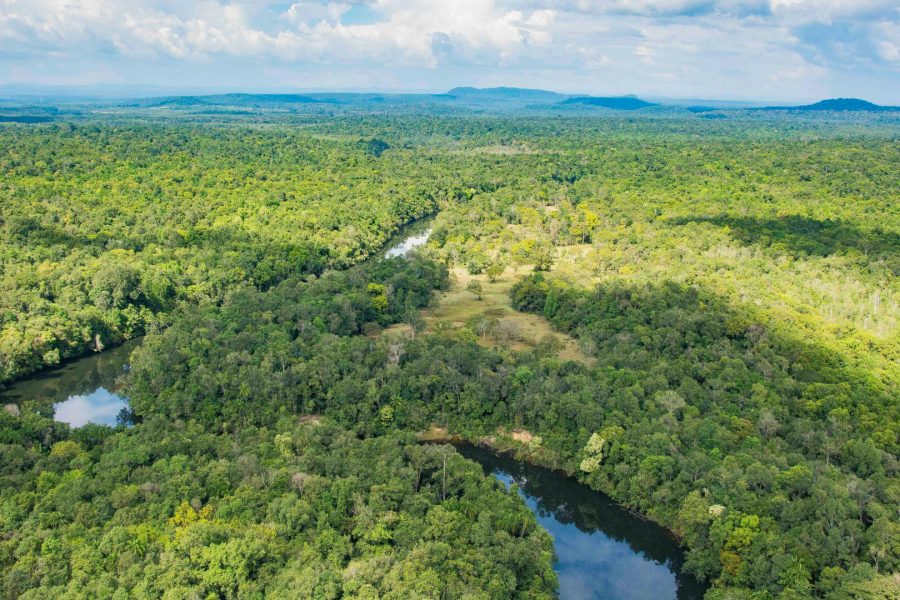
top-left (418, 424), bottom-right (690, 544)
top-left (420, 424), bottom-right (707, 599)
top-left (1, 214), bottom-right (438, 409)
top-left (0, 206), bottom-right (440, 387)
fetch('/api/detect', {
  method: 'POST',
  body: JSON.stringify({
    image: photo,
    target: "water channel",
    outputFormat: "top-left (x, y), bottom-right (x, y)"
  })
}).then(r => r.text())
top-left (457, 445), bottom-right (706, 600)
top-left (2, 337), bottom-right (139, 426)
top-left (2, 223), bottom-right (705, 599)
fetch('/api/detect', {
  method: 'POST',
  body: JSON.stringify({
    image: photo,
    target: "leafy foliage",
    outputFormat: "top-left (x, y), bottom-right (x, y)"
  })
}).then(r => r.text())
top-left (0, 123), bottom-right (498, 381)
top-left (0, 414), bottom-right (555, 599)
top-left (2, 109), bottom-right (898, 599)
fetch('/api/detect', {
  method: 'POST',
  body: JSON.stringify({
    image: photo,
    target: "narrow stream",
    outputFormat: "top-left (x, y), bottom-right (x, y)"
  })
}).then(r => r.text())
top-left (457, 445), bottom-right (707, 600)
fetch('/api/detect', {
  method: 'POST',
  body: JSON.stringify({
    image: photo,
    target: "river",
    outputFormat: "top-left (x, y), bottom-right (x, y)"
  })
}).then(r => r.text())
top-left (1, 337), bottom-right (138, 426)
top-left (1, 223), bottom-right (705, 599)
top-left (384, 222), bottom-right (432, 258)
top-left (2, 221), bottom-right (434, 426)
top-left (457, 445), bottom-right (706, 600)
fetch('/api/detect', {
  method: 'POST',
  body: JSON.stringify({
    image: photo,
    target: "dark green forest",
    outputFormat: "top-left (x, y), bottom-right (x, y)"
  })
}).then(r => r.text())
top-left (0, 107), bottom-right (897, 599)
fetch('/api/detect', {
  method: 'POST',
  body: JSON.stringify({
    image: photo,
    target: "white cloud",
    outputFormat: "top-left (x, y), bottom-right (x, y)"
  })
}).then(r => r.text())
top-left (283, 2), bottom-right (352, 25)
top-left (874, 21), bottom-right (900, 62)
top-left (769, 0), bottom-right (897, 22)
top-left (0, 0), bottom-right (896, 100)
top-left (0, 0), bottom-right (557, 65)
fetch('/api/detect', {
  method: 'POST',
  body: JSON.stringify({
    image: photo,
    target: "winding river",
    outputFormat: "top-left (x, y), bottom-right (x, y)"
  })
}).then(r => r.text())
top-left (1, 223), bottom-right (434, 426)
top-left (1, 224), bottom-right (705, 598)
top-left (457, 445), bottom-right (706, 600)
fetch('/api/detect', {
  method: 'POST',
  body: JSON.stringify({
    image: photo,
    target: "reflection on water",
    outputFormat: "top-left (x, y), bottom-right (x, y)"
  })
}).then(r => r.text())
top-left (457, 445), bottom-right (706, 600)
top-left (385, 227), bottom-right (432, 258)
top-left (53, 388), bottom-right (127, 427)
top-left (1, 338), bottom-right (140, 427)
top-left (6, 220), bottom-right (432, 427)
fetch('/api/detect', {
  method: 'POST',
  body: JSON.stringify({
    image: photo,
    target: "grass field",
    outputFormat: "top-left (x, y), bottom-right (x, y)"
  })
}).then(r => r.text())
top-left (387, 266), bottom-right (592, 365)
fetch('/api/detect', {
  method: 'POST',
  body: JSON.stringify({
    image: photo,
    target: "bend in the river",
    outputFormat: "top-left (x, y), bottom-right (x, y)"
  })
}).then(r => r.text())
top-left (2, 222), bottom-right (705, 599)
top-left (457, 444), bottom-right (707, 600)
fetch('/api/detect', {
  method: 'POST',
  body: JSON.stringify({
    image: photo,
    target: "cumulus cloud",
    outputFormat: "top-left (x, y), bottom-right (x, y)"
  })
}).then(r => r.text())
top-left (0, 0), bottom-right (548, 64)
top-left (283, 2), bottom-right (352, 25)
top-left (0, 0), bottom-right (896, 100)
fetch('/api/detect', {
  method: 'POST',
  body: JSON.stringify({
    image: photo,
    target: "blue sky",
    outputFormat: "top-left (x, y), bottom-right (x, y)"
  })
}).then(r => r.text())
top-left (1, 0), bottom-right (898, 102)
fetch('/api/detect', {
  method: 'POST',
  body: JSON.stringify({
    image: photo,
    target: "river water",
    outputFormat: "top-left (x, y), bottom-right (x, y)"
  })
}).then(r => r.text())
top-left (384, 224), bottom-right (431, 258)
top-left (457, 445), bottom-right (706, 600)
top-left (1, 338), bottom-right (138, 426)
top-left (2, 222), bottom-right (705, 599)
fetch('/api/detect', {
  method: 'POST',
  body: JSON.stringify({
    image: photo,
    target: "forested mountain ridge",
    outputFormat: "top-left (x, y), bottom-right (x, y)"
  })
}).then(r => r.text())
top-left (1, 108), bottom-right (898, 599)
top-left (558, 96), bottom-right (657, 110)
top-left (147, 94), bottom-right (334, 107)
top-left (446, 87), bottom-right (570, 103)
top-left (759, 98), bottom-right (899, 112)
top-left (4, 89), bottom-right (896, 119)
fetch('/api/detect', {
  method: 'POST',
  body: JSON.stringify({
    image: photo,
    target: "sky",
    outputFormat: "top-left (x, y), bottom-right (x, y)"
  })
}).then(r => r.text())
top-left (0, 0), bottom-right (898, 102)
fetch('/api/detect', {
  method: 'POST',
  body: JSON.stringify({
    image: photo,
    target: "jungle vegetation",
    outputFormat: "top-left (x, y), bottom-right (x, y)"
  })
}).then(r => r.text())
top-left (0, 106), bottom-right (897, 599)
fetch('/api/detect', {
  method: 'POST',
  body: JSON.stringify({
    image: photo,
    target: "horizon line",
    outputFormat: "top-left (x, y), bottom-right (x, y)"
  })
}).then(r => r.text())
top-left (2, 84), bottom-right (895, 107)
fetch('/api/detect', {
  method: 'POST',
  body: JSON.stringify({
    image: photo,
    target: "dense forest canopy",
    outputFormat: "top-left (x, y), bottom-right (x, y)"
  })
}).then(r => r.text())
top-left (0, 105), bottom-right (898, 599)
top-left (0, 122), bottom-right (512, 382)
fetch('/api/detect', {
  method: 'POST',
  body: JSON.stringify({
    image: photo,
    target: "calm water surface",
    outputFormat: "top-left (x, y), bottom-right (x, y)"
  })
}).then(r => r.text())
top-left (3, 224), bottom-right (704, 600)
top-left (457, 445), bottom-right (707, 600)
top-left (3, 222), bottom-right (433, 426)
top-left (2, 338), bottom-right (139, 426)
top-left (384, 226), bottom-right (431, 258)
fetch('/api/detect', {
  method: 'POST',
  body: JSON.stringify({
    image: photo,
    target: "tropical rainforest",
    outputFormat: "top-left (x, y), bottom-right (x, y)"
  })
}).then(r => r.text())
top-left (0, 99), bottom-right (897, 599)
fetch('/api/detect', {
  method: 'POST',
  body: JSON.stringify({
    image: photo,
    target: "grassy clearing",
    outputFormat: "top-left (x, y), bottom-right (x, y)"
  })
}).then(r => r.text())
top-left (387, 266), bottom-right (593, 365)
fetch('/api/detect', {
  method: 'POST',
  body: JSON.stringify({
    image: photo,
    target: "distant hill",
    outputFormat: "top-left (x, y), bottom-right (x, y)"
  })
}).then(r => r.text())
top-left (146, 93), bottom-right (336, 108)
top-left (559, 96), bottom-right (656, 110)
top-left (119, 91), bottom-right (899, 115)
top-left (446, 87), bottom-right (568, 102)
top-left (760, 98), bottom-right (898, 112)
top-left (134, 88), bottom-right (663, 112)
